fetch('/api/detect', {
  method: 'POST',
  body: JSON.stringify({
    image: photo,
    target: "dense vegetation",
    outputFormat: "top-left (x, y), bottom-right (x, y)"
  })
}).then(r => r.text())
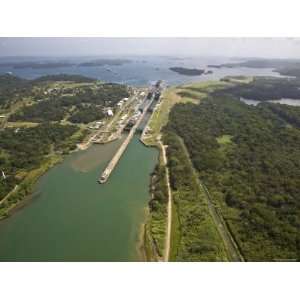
top-left (219, 58), bottom-right (300, 69)
top-left (148, 164), bottom-right (168, 257)
top-left (0, 123), bottom-right (79, 200)
top-left (216, 58), bottom-right (300, 78)
top-left (9, 81), bottom-right (129, 123)
top-left (261, 102), bottom-right (300, 128)
top-left (169, 67), bottom-right (205, 76)
top-left (0, 74), bottom-right (97, 108)
top-left (0, 74), bottom-right (32, 107)
top-left (9, 99), bottom-right (67, 122)
top-left (68, 105), bottom-right (104, 124)
top-left (162, 132), bottom-right (228, 261)
top-left (32, 74), bottom-right (96, 83)
top-left (219, 77), bottom-right (300, 100)
top-left (164, 93), bottom-right (300, 261)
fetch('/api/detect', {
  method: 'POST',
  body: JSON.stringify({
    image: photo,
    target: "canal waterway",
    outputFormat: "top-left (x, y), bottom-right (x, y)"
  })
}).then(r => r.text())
top-left (0, 135), bottom-right (158, 261)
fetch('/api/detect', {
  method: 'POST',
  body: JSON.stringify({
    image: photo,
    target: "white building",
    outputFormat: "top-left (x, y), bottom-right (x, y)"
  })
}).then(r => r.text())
top-left (107, 109), bottom-right (114, 117)
top-left (117, 100), bottom-right (124, 107)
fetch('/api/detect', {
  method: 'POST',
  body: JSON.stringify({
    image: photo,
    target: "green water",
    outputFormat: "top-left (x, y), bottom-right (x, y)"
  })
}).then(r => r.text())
top-left (0, 135), bottom-right (158, 261)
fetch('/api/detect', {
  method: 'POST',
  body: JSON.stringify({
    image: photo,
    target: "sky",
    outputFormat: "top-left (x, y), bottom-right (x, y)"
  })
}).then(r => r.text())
top-left (1, 38), bottom-right (300, 59)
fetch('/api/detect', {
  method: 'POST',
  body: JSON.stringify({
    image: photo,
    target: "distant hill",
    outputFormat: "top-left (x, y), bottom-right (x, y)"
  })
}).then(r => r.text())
top-left (211, 58), bottom-right (300, 78)
top-left (0, 58), bottom-right (132, 69)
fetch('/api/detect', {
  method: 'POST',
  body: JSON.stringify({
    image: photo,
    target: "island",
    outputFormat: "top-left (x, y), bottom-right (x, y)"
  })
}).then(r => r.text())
top-left (210, 58), bottom-right (300, 77)
top-left (0, 62), bottom-right (76, 69)
top-left (169, 67), bottom-right (205, 76)
top-left (0, 58), bottom-right (132, 70)
top-left (78, 58), bottom-right (132, 67)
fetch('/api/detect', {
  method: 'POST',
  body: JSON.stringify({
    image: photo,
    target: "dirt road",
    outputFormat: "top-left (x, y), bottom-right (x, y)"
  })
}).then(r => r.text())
top-left (158, 138), bottom-right (172, 262)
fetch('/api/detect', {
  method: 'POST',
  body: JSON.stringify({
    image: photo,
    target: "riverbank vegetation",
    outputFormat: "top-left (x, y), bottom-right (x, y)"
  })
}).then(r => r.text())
top-left (164, 80), bottom-right (300, 260)
top-left (147, 162), bottom-right (168, 258)
top-left (0, 123), bottom-right (82, 218)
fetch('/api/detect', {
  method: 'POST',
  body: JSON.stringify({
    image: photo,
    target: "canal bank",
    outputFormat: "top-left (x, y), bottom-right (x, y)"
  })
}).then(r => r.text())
top-left (0, 134), bottom-right (158, 261)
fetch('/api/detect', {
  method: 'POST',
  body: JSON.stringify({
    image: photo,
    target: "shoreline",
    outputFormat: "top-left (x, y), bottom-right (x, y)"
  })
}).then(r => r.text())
top-left (0, 126), bottom-right (93, 221)
top-left (0, 154), bottom-right (63, 221)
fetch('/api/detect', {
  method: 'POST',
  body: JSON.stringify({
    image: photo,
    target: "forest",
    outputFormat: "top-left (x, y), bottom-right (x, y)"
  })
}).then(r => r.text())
top-left (0, 123), bottom-right (79, 200)
top-left (162, 131), bottom-right (228, 261)
top-left (68, 104), bottom-right (104, 124)
top-left (0, 74), bottom-right (98, 108)
top-left (216, 58), bottom-right (300, 77)
top-left (148, 164), bottom-right (168, 257)
top-left (169, 67), bottom-right (205, 76)
top-left (164, 89), bottom-right (300, 261)
top-left (9, 81), bottom-right (129, 123)
top-left (261, 102), bottom-right (300, 128)
top-left (0, 74), bottom-right (32, 107)
top-left (219, 76), bottom-right (300, 100)
top-left (32, 74), bottom-right (96, 83)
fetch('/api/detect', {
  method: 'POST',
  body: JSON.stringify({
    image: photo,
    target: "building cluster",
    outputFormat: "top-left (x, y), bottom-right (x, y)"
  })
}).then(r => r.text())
top-left (88, 121), bottom-right (104, 130)
top-left (102, 107), bottom-right (114, 117)
top-left (44, 87), bottom-right (61, 95)
top-left (116, 97), bottom-right (129, 108)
